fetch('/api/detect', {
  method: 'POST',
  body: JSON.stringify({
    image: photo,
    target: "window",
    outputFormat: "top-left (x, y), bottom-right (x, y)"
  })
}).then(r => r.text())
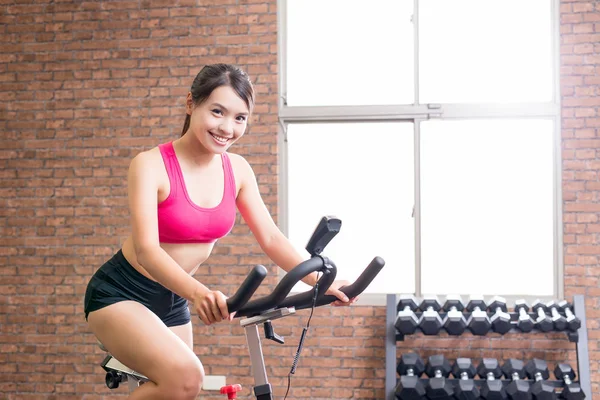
top-left (285, 0), bottom-right (414, 106)
top-left (286, 123), bottom-right (415, 294)
top-left (279, 0), bottom-right (561, 302)
top-left (419, 0), bottom-right (553, 103)
top-left (420, 119), bottom-right (554, 296)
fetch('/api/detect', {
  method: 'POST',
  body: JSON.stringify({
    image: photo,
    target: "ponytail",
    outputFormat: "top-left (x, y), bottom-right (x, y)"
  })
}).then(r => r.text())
top-left (181, 114), bottom-right (190, 137)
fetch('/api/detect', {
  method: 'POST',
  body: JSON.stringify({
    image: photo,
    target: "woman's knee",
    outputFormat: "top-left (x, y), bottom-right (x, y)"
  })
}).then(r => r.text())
top-left (158, 356), bottom-right (204, 400)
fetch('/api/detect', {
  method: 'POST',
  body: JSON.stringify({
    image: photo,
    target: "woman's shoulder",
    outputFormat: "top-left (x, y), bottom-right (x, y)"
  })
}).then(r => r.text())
top-left (129, 144), bottom-right (166, 172)
top-left (226, 152), bottom-right (253, 172)
top-left (226, 152), bottom-right (256, 187)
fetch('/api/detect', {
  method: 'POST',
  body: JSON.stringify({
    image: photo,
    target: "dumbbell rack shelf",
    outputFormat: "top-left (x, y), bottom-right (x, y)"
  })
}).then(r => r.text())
top-left (384, 294), bottom-right (591, 400)
top-left (393, 315), bottom-right (579, 343)
top-left (391, 378), bottom-right (569, 390)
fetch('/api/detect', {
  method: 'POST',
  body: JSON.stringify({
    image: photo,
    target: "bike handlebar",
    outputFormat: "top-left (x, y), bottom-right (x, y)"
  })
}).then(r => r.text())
top-left (289, 256), bottom-right (385, 310)
top-left (226, 256), bottom-right (337, 317)
top-left (225, 265), bottom-right (268, 312)
top-left (225, 255), bottom-right (385, 318)
top-left (223, 216), bottom-right (385, 318)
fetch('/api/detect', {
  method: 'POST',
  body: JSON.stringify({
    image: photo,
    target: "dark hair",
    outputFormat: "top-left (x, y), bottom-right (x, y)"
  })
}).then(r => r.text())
top-left (181, 64), bottom-right (255, 137)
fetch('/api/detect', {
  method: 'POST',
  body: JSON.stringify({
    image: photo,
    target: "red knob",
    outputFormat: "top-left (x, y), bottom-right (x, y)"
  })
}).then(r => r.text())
top-left (220, 384), bottom-right (242, 399)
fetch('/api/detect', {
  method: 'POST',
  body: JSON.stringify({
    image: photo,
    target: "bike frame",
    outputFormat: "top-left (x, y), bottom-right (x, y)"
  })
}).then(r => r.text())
top-left (240, 307), bottom-right (296, 400)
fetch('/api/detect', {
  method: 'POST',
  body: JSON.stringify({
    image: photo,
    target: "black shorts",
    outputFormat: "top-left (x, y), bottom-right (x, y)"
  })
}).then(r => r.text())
top-left (83, 250), bottom-right (191, 327)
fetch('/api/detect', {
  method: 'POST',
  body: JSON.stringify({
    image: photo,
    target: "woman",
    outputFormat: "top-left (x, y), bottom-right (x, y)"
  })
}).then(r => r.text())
top-left (83, 64), bottom-right (354, 400)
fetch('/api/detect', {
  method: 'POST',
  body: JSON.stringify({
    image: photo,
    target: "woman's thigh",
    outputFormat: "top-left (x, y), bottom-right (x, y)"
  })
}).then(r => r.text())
top-left (87, 300), bottom-right (202, 384)
top-left (169, 322), bottom-right (193, 350)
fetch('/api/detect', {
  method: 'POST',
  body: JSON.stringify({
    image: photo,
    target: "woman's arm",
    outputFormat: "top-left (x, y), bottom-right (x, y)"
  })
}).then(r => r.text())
top-left (128, 151), bottom-right (209, 302)
top-left (234, 154), bottom-right (353, 305)
top-left (233, 155), bottom-right (319, 286)
top-left (233, 154), bottom-right (355, 308)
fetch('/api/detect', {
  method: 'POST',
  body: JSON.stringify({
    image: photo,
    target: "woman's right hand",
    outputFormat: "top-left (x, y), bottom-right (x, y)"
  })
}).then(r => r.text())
top-left (192, 288), bottom-right (232, 325)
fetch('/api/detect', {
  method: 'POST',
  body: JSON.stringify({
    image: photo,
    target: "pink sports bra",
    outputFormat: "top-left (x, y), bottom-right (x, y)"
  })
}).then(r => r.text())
top-left (157, 142), bottom-right (237, 244)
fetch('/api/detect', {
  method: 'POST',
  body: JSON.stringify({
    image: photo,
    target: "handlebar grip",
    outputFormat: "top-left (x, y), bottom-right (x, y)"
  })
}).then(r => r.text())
top-left (299, 256), bottom-right (385, 309)
top-left (277, 259), bottom-right (338, 309)
top-left (234, 257), bottom-right (334, 317)
top-left (226, 265), bottom-right (268, 313)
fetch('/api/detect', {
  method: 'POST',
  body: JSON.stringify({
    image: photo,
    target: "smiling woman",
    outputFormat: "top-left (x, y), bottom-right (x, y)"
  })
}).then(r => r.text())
top-left (82, 63), bottom-right (356, 400)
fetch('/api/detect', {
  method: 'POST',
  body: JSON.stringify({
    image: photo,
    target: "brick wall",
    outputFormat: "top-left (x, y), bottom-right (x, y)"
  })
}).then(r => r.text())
top-left (0, 1), bottom-right (597, 399)
top-left (559, 0), bottom-right (600, 394)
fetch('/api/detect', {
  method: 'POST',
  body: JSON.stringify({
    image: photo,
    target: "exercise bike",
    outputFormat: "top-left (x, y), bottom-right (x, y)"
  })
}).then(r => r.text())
top-left (99, 216), bottom-right (385, 399)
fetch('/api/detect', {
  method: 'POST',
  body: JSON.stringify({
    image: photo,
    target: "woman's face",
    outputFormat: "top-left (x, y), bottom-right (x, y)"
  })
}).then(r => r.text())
top-left (186, 85), bottom-right (250, 153)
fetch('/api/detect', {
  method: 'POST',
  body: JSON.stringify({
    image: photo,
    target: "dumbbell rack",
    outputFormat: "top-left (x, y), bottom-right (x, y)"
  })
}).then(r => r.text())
top-left (384, 294), bottom-right (591, 400)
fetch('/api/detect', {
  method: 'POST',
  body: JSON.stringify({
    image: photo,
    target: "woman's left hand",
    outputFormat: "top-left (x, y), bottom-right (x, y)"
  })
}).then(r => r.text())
top-left (325, 280), bottom-right (358, 307)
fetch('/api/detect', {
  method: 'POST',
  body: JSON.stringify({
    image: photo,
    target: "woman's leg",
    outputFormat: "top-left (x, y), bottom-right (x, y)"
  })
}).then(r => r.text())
top-left (169, 322), bottom-right (193, 350)
top-left (88, 301), bottom-right (204, 400)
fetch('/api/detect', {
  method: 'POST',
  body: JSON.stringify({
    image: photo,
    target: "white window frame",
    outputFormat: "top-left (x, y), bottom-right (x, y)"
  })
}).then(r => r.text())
top-left (276, 0), bottom-right (563, 305)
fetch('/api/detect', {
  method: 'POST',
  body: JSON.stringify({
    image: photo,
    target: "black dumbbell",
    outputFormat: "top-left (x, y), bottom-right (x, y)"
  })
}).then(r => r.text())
top-left (442, 295), bottom-right (467, 336)
top-left (452, 357), bottom-right (480, 400)
top-left (554, 364), bottom-right (585, 400)
top-left (524, 359), bottom-right (556, 400)
top-left (418, 296), bottom-right (444, 335)
top-left (466, 296), bottom-right (492, 336)
top-left (395, 352), bottom-right (426, 400)
top-left (502, 359), bottom-right (531, 400)
top-left (557, 300), bottom-right (581, 332)
top-left (488, 296), bottom-right (512, 334)
top-left (515, 300), bottom-right (535, 333)
top-left (425, 355), bottom-right (453, 400)
top-left (531, 300), bottom-right (553, 332)
top-left (396, 295), bottom-right (420, 335)
top-left (545, 301), bottom-right (568, 331)
top-left (477, 358), bottom-right (508, 400)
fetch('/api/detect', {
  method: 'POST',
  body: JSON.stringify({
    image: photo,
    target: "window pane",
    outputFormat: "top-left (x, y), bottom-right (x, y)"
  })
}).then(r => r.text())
top-left (420, 119), bottom-right (554, 296)
top-left (419, 0), bottom-right (553, 103)
top-left (287, 122), bottom-right (414, 294)
top-left (286, 0), bottom-right (414, 106)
